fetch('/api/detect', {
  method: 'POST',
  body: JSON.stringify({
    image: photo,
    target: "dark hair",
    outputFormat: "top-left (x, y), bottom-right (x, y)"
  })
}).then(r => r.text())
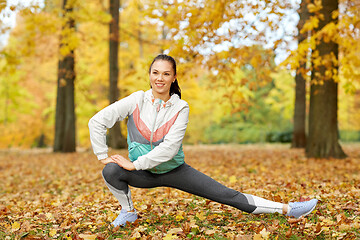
top-left (149, 54), bottom-right (181, 99)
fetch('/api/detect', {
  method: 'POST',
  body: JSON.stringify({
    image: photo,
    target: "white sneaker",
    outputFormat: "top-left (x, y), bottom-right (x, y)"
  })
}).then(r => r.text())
top-left (286, 199), bottom-right (318, 219)
top-left (111, 209), bottom-right (138, 227)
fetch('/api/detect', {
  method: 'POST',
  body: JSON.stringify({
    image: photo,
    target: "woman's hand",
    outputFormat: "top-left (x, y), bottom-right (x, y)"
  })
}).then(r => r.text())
top-left (111, 154), bottom-right (136, 171)
top-left (100, 157), bottom-right (116, 165)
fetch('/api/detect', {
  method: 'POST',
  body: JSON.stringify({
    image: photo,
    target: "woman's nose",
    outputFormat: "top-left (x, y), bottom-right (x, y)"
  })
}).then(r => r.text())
top-left (157, 74), bottom-right (164, 80)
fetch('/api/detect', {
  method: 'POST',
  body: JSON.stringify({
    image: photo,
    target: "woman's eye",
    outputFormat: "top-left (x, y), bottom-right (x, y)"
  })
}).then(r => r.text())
top-left (153, 72), bottom-right (158, 74)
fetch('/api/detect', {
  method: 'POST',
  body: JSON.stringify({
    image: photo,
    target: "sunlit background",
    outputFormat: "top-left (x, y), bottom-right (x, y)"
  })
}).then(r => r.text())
top-left (0, 0), bottom-right (359, 149)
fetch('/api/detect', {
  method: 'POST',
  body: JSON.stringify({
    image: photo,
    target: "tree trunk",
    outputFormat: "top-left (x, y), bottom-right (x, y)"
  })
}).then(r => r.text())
top-left (54, 60), bottom-right (66, 151)
top-left (306, 0), bottom-right (346, 158)
top-left (292, 0), bottom-right (309, 148)
top-left (108, 0), bottom-right (127, 149)
top-left (54, 0), bottom-right (76, 152)
top-left (63, 51), bottom-right (76, 152)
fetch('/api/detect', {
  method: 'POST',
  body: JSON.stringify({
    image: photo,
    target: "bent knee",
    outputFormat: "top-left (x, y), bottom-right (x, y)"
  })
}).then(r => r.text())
top-left (102, 163), bottom-right (123, 184)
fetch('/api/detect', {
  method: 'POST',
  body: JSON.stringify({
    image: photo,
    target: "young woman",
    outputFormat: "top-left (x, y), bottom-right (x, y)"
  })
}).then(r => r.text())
top-left (88, 54), bottom-right (318, 227)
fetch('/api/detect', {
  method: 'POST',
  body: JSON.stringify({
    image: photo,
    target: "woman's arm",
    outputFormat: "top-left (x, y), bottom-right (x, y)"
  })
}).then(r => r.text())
top-left (88, 91), bottom-right (141, 160)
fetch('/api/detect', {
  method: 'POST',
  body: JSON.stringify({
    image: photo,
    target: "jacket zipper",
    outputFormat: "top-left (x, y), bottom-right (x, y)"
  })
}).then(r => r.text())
top-left (150, 99), bottom-right (162, 149)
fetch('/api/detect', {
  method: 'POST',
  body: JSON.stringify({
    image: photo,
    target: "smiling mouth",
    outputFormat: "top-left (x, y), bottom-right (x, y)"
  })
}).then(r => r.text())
top-left (155, 83), bottom-right (165, 87)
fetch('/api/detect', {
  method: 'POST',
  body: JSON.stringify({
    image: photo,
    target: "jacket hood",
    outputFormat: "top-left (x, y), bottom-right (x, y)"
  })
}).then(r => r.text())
top-left (144, 89), bottom-right (180, 107)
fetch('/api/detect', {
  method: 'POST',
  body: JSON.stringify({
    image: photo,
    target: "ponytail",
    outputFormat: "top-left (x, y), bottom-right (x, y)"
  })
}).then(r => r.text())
top-left (170, 79), bottom-right (181, 99)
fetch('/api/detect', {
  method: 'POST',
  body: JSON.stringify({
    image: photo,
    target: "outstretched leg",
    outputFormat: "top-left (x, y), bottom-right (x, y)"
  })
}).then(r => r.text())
top-left (157, 163), bottom-right (317, 218)
top-left (156, 163), bottom-right (285, 214)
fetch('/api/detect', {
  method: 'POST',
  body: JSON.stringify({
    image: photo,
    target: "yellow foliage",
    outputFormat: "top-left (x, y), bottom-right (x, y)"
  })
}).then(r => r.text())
top-left (319, 22), bottom-right (337, 43)
top-left (1, 0), bottom-right (359, 148)
top-left (301, 16), bottom-right (319, 33)
top-left (331, 10), bottom-right (339, 19)
top-left (307, 0), bottom-right (322, 13)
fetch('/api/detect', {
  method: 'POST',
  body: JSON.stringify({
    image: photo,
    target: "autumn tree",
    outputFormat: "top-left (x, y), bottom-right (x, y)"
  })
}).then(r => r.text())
top-left (292, 0), bottom-right (310, 148)
top-left (306, 0), bottom-right (346, 158)
top-left (145, 0), bottom-right (296, 107)
top-left (54, 0), bottom-right (76, 152)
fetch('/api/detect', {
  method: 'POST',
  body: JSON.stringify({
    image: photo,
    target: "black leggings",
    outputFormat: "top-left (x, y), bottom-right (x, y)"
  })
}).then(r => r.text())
top-left (102, 162), bottom-right (258, 213)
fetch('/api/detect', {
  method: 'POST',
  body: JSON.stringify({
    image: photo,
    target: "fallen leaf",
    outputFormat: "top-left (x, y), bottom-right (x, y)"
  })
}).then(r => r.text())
top-left (338, 224), bottom-right (351, 231)
top-left (166, 227), bottom-right (183, 235)
top-left (259, 228), bottom-right (270, 240)
top-left (49, 229), bottom-right (57, 237)
top-left (11, 221), bottom-right (21, 232)
top-left (195, 211), bottom-right (206, 221)
top-left (163, 233), bottom-right (178, 240)
top-left (175, 215), bottom-right (184, 221)
top-left (315, 222), bottom-right (322, 235)
top-left (288, 218), bottom-right (302, 224)
top-left (205, 229), bottom-right (216, 235)
top-left (78, 234), bottom-right (97, 240)
top-left (229, 175), bottom-right (237, 183)
top-left (130, 231), bottom-right (141, 238)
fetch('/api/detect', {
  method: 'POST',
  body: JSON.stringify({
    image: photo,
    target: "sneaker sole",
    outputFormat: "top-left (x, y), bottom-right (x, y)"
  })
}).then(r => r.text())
top-left (112, 216), bottom-right (138, 227)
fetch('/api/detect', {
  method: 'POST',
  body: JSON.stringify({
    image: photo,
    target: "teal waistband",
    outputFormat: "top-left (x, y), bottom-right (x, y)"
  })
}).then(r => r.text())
top-left (127, 140), bottom-right (184, 174)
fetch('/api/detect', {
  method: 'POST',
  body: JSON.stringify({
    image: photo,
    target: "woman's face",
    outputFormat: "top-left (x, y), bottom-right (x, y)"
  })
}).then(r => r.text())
top-left (149, 60), bottom-right (176, 100)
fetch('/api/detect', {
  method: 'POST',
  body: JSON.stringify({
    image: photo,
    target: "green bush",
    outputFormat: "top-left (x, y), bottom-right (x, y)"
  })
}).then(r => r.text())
top-left (265, 131), bottom-right (293, 143)
top-left (339, 130), bottom-right (360, 142)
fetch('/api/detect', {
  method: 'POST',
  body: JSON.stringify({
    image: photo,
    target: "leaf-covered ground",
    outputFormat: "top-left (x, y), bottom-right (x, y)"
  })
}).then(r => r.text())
top-left (1, 144), bottom-right (359, 239)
